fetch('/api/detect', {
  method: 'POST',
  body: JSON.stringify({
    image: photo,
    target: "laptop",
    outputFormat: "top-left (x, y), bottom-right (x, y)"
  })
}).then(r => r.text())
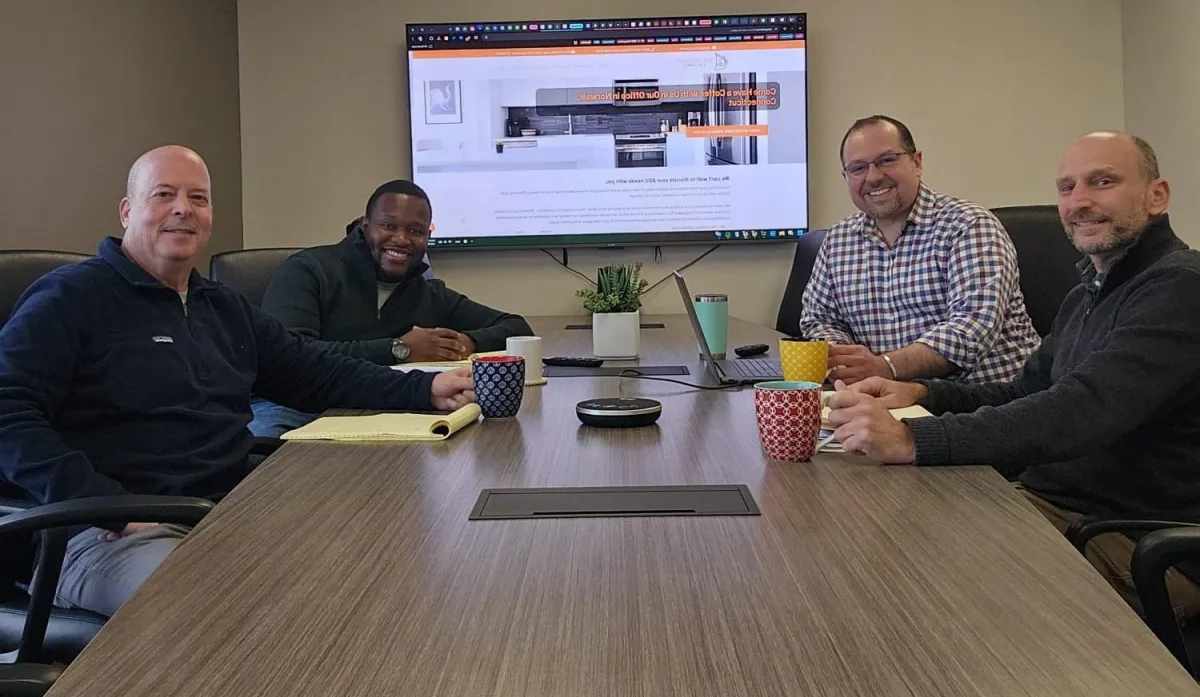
top-left (673, 271), bottom-right (784, 385)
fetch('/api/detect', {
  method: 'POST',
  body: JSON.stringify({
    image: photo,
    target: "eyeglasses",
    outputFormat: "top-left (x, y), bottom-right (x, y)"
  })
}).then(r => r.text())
top-left (842, 151), bottom-right (913, 178)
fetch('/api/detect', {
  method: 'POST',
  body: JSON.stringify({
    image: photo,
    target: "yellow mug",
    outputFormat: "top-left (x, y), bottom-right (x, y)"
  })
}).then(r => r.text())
top-left (779, 338), bottom-right (828, 383)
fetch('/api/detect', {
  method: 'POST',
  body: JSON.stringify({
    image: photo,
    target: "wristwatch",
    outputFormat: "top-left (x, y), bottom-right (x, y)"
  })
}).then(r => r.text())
top-left (390, 338), bottom-right (411, 363)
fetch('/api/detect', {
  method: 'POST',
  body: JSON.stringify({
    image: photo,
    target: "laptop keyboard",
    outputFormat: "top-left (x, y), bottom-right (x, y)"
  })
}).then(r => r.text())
top-left (726, 358), bottom-right (782, 379)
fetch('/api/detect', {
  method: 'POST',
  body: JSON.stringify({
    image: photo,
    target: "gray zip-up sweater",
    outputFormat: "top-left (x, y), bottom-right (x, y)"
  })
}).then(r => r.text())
top-left (906, 214), bottom-right (1200, 516)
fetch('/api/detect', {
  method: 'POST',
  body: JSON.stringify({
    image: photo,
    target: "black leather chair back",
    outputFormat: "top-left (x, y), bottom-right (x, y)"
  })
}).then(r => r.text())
top-left (0, 251), bottom-right (91, 327)
top-left (775, 229), bottom-right (828, 337)
top-left (0, 253), bottom-right (105, 663)
top-left (991, 205), bottom-right (1083, 338)
top-left (208, 248), bottom-right (304, 308)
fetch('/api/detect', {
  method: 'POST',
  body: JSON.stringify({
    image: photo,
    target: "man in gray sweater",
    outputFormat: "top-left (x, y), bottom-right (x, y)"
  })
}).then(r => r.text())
top-left (827, 132), bottom-right (1200, 620)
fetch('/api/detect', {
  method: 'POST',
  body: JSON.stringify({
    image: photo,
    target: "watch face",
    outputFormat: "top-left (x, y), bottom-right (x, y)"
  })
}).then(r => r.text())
top-left (393, 340), bottom-right (410, 361)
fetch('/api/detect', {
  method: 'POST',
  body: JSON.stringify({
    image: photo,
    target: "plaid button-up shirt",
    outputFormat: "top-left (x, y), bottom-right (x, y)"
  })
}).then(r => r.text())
top-left (798, 184), bottom-right (1040, 383)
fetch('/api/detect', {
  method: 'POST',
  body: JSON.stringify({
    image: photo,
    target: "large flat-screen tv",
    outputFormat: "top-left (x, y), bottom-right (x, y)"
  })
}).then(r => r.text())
top-left (405, 13), bottom-right (808, 250)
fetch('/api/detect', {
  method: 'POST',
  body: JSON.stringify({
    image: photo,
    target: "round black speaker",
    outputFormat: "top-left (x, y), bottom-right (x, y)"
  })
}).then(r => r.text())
top-left (575, 397), bottom-right (663, 428)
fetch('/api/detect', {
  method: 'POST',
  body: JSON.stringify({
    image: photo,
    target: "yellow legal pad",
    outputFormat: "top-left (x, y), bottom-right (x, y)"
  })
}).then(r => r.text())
top-left (280, 404), bottom-right (482, 442)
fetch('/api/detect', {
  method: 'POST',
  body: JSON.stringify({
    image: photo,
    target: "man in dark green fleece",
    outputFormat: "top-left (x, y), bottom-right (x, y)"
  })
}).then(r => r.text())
top-left (252, 179), bottom-right (532, 436)
top-left (826, 132), bottom-right (1200, 620)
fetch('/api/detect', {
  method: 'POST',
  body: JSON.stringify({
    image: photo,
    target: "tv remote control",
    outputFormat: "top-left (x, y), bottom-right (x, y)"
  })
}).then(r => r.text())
top-left (734, 344), bottom-right (770, 358)
top-left (543, 357), bottom-right (604, 368)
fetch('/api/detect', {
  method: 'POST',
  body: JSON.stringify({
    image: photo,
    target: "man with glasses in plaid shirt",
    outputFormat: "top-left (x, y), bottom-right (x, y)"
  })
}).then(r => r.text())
top-left (799, 115), bottom-right (1040, 385)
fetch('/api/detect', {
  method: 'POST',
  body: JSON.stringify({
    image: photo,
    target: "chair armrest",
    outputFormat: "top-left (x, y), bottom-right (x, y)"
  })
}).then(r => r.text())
top-left (0, 495), bottom-right (214, 539)
top-left (0, 498), bottom-right (34, 515)
top-left (1130, 528), bottom-right (1200, 678)
top-left (0, 495), bottom-right (214, 664)
top-left (1064, 515), bottom-right (1200, 553)
top-left (250, 436), bottom-right (282, 457)
top-left (0, 663), bottom-right (64, 697)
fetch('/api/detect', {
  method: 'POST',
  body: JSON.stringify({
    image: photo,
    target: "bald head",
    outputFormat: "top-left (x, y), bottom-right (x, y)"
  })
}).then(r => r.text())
top-left (125, 145), bottom-right (210, 199)
top-left (1068, 131), bottom-right (1160, 182)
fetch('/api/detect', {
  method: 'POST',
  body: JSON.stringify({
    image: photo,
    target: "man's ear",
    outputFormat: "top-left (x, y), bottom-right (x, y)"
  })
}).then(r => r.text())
top-left (1147, 179), bottom-right (1170, 216)
top-left (119, 198), bottom-right (131, 230)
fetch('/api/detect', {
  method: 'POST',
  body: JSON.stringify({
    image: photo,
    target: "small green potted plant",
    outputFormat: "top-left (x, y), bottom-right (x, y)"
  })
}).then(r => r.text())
top-left (576, 263), bottom-right (648, 358)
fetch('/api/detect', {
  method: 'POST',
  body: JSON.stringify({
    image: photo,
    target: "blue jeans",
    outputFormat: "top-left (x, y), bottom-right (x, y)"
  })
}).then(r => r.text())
top-left (248, 398), bottom-right (318, 437)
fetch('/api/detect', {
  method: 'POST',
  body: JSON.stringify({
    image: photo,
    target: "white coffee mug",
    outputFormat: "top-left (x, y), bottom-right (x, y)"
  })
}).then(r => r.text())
top-left (506, 336), bottom-right (544, 384)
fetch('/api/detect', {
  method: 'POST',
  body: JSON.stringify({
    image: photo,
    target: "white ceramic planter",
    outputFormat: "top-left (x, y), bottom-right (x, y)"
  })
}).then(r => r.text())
top-left (592, 311), bottom-right (640, 359)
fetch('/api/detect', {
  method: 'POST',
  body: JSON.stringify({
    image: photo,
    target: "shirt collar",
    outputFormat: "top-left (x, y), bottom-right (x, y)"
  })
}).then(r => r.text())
top-left (854, 182), bottom-right (937, 241)
top-left (905, 182), bottom-right (938, 228)
top-left (1075, 213), bottom-right (1181, 291)
top-left (98, 236), bottom-right (211, 292)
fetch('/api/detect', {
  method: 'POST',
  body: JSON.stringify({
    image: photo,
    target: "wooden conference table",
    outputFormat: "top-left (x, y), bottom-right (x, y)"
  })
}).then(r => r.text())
top-left (47, 316), bottom-right (1199, 696)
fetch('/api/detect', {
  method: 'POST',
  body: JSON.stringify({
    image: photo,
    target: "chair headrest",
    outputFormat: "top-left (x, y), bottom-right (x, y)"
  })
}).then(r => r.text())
top-left (0, 251), bottom-right (92, 327)
top-left (208, 248), bottom-right (305, 308)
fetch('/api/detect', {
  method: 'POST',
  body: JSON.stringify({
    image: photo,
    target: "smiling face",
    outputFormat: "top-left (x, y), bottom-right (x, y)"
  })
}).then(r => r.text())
top-left (119, 146), bottom-right (212, 270)
top-left (1055, 133), bottom-right (1169, 263)
top-left (841, 121), bottom-right (922, 223)
top-left (362, 192), bottom-right (431, 279)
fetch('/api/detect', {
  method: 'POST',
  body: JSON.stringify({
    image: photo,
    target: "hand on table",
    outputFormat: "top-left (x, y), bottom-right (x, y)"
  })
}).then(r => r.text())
top-left (98, 522), bottom-right (158, 541)
top-left (402, 327), bottom-right (474, 362)
top-left (456, 333), bottom-right (477, 357)
top-left (826, 381), bottom-right (916, 464)
top-left (828, 344), bottom-right (891, 385)
top-left (431, 367), bottom-right (476, 411)
top-left (844, 376), bottom-right (929, 409)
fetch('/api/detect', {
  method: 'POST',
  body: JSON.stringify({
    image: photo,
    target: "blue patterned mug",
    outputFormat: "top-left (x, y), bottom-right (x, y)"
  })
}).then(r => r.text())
top-left (471, 355), bottom-right (526, 419)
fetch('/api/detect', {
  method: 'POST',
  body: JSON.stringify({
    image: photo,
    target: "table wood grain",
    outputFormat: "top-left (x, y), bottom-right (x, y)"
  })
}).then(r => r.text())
top-left (46, 316), bottom-right (1200, 696)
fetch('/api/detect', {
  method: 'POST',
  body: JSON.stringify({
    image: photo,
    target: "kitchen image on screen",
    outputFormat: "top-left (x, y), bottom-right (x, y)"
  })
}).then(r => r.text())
top-left (411, 72), bottom-right (807, 173)
top-left (406, 14), bottom-right (809, 249)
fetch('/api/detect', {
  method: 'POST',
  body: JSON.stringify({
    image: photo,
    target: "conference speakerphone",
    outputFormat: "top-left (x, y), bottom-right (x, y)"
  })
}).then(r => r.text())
top-left (468, 485), bottom-right (761, 520)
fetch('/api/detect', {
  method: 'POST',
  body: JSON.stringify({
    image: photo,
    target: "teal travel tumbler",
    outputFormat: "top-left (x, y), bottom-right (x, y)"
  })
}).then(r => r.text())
top-left (694, 293), bottom-right (729, 359)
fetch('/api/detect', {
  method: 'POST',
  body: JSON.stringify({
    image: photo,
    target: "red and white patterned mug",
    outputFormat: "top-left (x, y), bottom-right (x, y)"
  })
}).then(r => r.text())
top-left (754, 381), bottom-right (825, 462)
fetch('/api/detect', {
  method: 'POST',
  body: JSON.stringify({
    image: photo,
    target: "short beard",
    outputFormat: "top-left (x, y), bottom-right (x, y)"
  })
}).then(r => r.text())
top-left (374, 259), bottom-right (411, 284)
top-left (866, 197), bottom-right (908, 220)
top-left (1062, 199), bottom-right (1150, 257)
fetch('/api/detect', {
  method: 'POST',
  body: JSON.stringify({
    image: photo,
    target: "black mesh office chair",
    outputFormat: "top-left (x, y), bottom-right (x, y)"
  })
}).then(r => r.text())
top-left (0, 251), bottom-right (92, 327)
top-left (990, 206), bottom-right (1083, 338)
top-left (0, 495), bottom-right (214, 696)
top-left (208, 248), bottom-right (305, 308)
top-left (775, 229), bottom-right (828, 337)
top-left (1067, 517), bottom-right (1200, 680)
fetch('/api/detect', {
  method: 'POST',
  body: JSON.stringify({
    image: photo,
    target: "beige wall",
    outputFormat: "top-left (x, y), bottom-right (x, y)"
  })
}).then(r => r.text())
top-left (0, 0), bottom-right (243, 272)
top-left (238, 0), bottom-right (1125, 325)
top-left (1122, 0), bottom-right (1199, 246)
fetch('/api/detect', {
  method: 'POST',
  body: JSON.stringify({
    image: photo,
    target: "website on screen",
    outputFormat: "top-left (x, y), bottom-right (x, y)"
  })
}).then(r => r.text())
top-left (407, 16), bottom-right (808, 245)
